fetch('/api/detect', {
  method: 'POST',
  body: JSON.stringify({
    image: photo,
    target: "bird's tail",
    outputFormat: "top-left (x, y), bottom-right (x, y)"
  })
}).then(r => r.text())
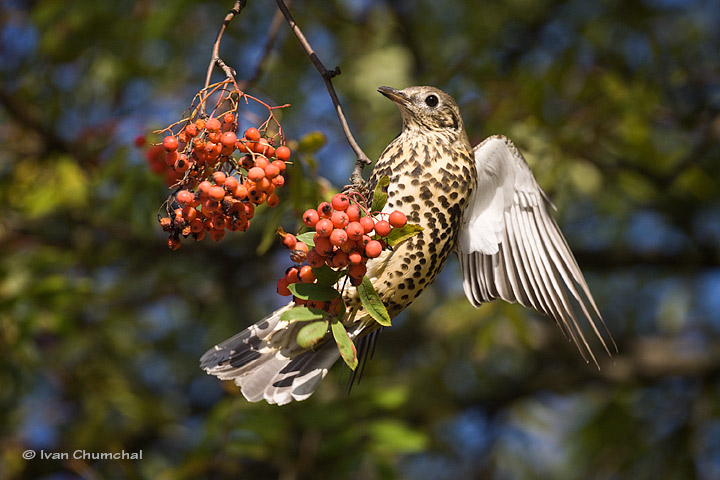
top-left (200, 303), bottom-right (341, 405)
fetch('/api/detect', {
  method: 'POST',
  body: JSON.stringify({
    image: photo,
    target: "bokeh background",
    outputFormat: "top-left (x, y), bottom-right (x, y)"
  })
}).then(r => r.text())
top-left (2, 0), bottom-right (720, 479)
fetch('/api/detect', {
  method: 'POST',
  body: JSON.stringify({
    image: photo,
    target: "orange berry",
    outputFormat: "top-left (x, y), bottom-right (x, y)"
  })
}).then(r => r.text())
top-left (272, 175), bottom-right (285, 187)
top-left (276, 145), bottom-right (291, 161)
top-left (195, 119), bottom-right (206, 130)
top-left (236, 139), bottom-right (250, 154)
top-left (173, 155), bottom-right (191, 173)
top-left (183, 206), bottom-right (197, 222)
top-left (329, 228), bottom-right (348, 246)
top-left (165, 150), bottom-right (179, 166)
top-left (303, 209), bottom-right (320, 228)
top-left (223, 176), bottom-right (238, 190)
top-left (365, 240), bottom-right (383, 258)
top-left (277, 277), bottom-right (292, 296)
top-left (340, 239), bottom-right (356, 254)
top-left (264, 164), bottom-right (280, 179)
top-left (315, 218), bottom-right (333, 237)
top-left (348, 251), bottom-right (363, 265)
top-left (314, 235), bottom-right (333, 256)
top-left (247, 167), bottom-right (265, 182)
top-left (185, 124), bottom-right (198, 138)
top-left (176, 189), bottom-right (194, 204)
top-left (285, 266), bottom-right (300, 283)
top-left (346, 222), bottom-right (364, 241)
top-left (162, 135), bottom-right (179, 151)
top-left (209, 229), bottom-right (225, 242)
top-left (267, 193), bottom-right (280, 207)
top-left (212, 171), bottom-right (226, 185)
top-left (168, 236), bottom-right (181, 250)
top-left (317, 202), bottom-right (333, 218)
top-left (330, 250), bottom-right (349, 268)
top-left (346, 204), bottom-right (361, 222)
top-left (389, 211), bottom-right (408, 228)
top-left (208, 185), bottom-right (225, 202)
top-left (189, 218), bottom-right (204, 233)
top-left (331, 210), bottom-right (349, 229)
top-left (307, 249), bottom-right (326, 268)
top-left (233, 184), bottom-right (248, 200)
top-left (374, 220), bottom-right (392, 237)
top-left (349, 263), bottom-right (367, 279)
top-left (220, 131), bottom-right (237, 148)
top-left (271, 159), bottom-right (286, 173)
top-left (331, 193), bottom-right (350, 211)
top-left (223, 113), bottom-right (235, 124)
top-left (359, 216), bottom-right (375, 234)
top-left (254, 156), bottom-right (269, 169)
top-left (299, 265), bottom-right (316, 283)
top-left (283, 233), bottom-right (297, 249)
top-left (244, 127), bottom-right (261, 142)
top-left (198, 180), bottom-right (212, 196)
top-left (206, 117), bottom-right (221, 132)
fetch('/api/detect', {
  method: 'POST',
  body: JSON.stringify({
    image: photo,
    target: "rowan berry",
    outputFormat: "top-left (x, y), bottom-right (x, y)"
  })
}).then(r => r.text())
top-left (254, 156), bottom-right (269, 169)
top-left (189, 218), bottom-right (204, 233)
top-left (233, 184), bottom-right (248, 200)
top-left (185, 124), bottom-right (198, 138)
top-left (317, 202), bottom-right (333, 218)
top-left (208, 131), bottom-right (222, 144)
top-left (220, 131), bottom-right (237, 148)
top-left (331, 210), bottom-right (349, 229)
top-left (307, 300), bottom-right (325, 310)
top-left (159, 217), bottom-right (172, 231)
top-left (212, 171), bottom-right (226, 185)
top-left (198, 181), bottom-right (212, 196)
top-left (285, 266), bottom-right (300, 283)
top-left (330, 250), bottom-right (349, 268)
top-left (245, 127), bottom-right (261, 142)
top-left (223, 113), bottom-right (235, 124)
top-left (165, 150), bottom-right (179, 166)
top-left (349, 262), bottom-right (367, 279)
top-left (195, 119), bottom-right (206, 131)
top-left (329, 228), bottom-right (348, 246)
top-left (267, 193), bottom-right (280, 207)
top-left (365, 239), bottom-right (383, 258)
top-left (303, 209), bottom-right (320, 228)
top-left (182, 205), bottom-right (197, 222)
top-left (272, 175), bottom-right (285, 187)
top-left (276, 145), bottom-right (291, 161)
top-left (345, 221), bottom-right (364, 241)
top-left (359, 216), bottom-right (375, 234)
top-left (374, 220), bottom-right (392, 237)
top-left (290, 242), bottom-right (308, 263)
top-left (307, 249), bottom-right (326, 268)
top-left (168, 236), bottom-right (181, 250)
top-left (346, 204), bottom-right (361, 222)
top-left (223, 176), bottom-right (238, 191)
top-left (209, 229), bottom-right (225, 242)
top-left (315, 218), bottom-right (334, 237)
top-left (340, 239), bottom-right (357, 254)
top-left (282, 233), bottom-right (297, 250)
top-left (348, 251), bottom-right (363, 265)
top-left (314, 235), bottom-right (333, 256)
top-left (331, 193), bottom-right (350, 211)
top-left (264, 164), bottom-right (280, 179)
top-left (389, 210), bottom-right (408, 228)
top-left (174, 155), bottom-right (190, 173)
top-left (236, 140), bottom-right (250, 154)
top-left (299, 265), bottom-right (316, 283)
top-left (271, 159), bottom-right (286, 174)
top-left (254, 139), bottom-right (275, 157)
top-left (206, 117), bottom-right (221, 132)
top-left (163, 135), bottom-right (179, 151)
top-left (247, 167), bottom-right (265, 182)
top-left (208, 186), bottom-right (225, 202)
top-left (176, 189), bottom-right (194, 205)
top-left (277, 277), bottom-right (292, 296)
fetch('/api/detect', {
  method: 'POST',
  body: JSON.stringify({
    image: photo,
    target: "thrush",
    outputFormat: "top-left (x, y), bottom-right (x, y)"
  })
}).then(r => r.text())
top-left (200, 86), bottom-right (614, 405)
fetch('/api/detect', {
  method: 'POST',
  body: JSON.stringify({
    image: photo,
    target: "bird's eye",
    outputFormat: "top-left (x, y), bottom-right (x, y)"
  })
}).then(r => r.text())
top-left (425, 94), bottom-right (438, 107)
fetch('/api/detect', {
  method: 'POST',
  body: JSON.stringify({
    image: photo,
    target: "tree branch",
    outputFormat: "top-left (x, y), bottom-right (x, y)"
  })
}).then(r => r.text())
top-left (275, 0), bottom-right (371, 187)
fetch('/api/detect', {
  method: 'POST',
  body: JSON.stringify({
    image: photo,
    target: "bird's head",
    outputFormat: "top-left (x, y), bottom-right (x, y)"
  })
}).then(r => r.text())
top-left (378, 85), bottom-right (466, 141)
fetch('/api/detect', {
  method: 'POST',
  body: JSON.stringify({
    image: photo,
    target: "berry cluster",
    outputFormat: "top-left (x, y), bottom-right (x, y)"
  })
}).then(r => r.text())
top-left (276, 193), bottom-right (408, 312)
top-left (151, 114), bottom-right (291, 250)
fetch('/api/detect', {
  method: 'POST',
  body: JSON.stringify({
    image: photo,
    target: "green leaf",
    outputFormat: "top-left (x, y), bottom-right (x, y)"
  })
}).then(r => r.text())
top-left (280, 306), bottom-right (327, 322)
top-left (296, 231), bottom-right (316, 247)
top-left (331, 321), bottom-right (358, 370)
top-left (297, 131), bottom-right (327, 153)
top-left (370, 175), bottom-right (390, 212)
top-left (358, 276), bottom-right (392, 326)
top-left (288, 282), bottom-right (340, 301)
top-left (297, 320), bottom-right (329, 348)
top-left (386, 223), bottom-right (424, 247)
top-left (312, 265), bottom-right (346, 287)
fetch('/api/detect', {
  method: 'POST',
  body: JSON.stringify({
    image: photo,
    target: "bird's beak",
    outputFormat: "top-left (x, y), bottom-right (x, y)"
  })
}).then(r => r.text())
top-left (378, 86), bottom-right (408, 106)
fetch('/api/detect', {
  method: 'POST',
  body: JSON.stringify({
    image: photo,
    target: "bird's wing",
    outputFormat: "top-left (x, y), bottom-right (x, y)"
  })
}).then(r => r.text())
top-left (457, 135), bottom-right (614, 365)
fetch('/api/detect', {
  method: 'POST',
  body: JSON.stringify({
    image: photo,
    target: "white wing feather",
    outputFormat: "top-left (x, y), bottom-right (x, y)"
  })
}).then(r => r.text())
top-left (457, 135), bottom-right (615, 365)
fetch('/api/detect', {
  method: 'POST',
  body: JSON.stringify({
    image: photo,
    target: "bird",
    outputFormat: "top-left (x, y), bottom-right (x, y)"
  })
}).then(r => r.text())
top-left (200, 85), bottom-right (615, 405)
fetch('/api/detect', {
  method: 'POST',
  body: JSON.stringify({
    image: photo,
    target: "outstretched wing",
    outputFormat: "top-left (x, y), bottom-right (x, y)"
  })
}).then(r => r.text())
top-left (457, 135), bottom-right (615, 365)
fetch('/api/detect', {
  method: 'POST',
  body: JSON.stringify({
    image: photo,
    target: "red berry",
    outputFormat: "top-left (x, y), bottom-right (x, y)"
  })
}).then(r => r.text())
top-left (303, 209), bottom-right (320, 227)
top-left (329, 228), bottom-right (348, 246)
top-left (185, 124), bottom-right (198, 138)
top-left (208, 186), bottom-right (225, 202)
top-left (220, 131), bottom-right (237, 148)
top-left (348, 251), bottom-right (363, 265)
top-left (315, 218), bottom-right (333, 237)
top-left (346, 204), bottom-right (361, 222)
top-left (244, 127), bottom-right (261, 142)
top-left (134, 135), bottom-right (146, 148)
top-left (276, 145), bottom-right (291, 161)
top-left (162, 135), bottom-right (179, 152)
top-left (374, 220), bottom-right (392, 237)
top-left (264, 164), bottom-right (280, 179)
top-left (299, 265), bottom-right (315, 283)
top-left (223, 113), bottom-right (235, 124)
top-left (247, 167), bottom-right (265, 182)
top-left (331, 210), bottom-right (349, 229)
top-left (346, 222), bottom-right (364, 241)
top-left (272, 175), bottom-right (285, 187)
top-left (331, 193), bottom-right (350, 211)
top-left (307, 249), bottom-right (326, 268)
top-left (198, 181), bottom-right (212, 196)
top-left (349, 263), bottom-right (367, 279)
top-left (277, 277), bottom-right (292, 296)
top-left (212, 171), bottom-right (226, 185)
top-left (317, 202), bottom-right (333, 218)
top-left (267, 193), bottom-right (280, 207)
top-left (224, 176), bottom-right (239, 191)
top-left (176, 189), bottom-right (194, 204)
top-left (285, 266), bottom-right (300, 283)
top-left (283, 233), bottom-right (297, 249)
top-left (331, 250), bottom-right (349, 268)
top-left (365, 240), bottom-right (383, 258)
top-left (206, 117), bottom-right (222, 132)
top-left (359, 216), bottom-right (375, 234)
top-left (389, 211), bottom-right (407, 228)
top-left (314, 236), bottom-right (333, 256)
top-left (168, 236), bottom-right (181, 250)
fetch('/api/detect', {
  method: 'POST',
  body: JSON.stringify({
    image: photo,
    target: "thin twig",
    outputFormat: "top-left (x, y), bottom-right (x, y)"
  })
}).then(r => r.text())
top-left (202, 0), bottom-right (248, 114)
top-left (275, 0), bottom-right (371, 187)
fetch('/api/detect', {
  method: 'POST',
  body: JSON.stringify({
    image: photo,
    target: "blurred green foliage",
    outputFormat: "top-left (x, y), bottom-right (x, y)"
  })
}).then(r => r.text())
top-left (1, 0), bottom-right (719, 479)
